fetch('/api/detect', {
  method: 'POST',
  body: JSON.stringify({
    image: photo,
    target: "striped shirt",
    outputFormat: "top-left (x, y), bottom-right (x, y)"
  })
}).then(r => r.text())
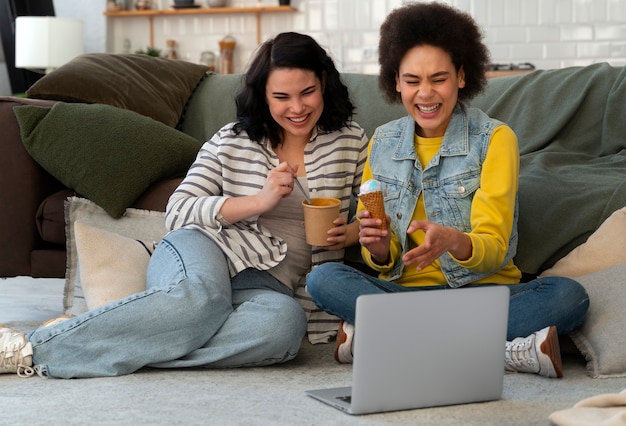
top-left (165, 121), bottom-right (368, 343)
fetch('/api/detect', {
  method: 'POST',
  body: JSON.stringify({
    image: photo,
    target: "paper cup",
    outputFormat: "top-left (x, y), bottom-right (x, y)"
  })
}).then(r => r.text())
top-left (302, 197), bottom-right (341, 246)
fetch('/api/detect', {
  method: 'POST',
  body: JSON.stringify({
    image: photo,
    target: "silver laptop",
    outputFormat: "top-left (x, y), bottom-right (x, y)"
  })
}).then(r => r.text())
top-left (306, 285), bottom-right (510, 415)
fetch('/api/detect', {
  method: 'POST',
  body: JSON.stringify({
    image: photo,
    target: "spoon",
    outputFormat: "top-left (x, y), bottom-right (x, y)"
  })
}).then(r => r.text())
top-left (293, 176), bottom-right (313, 205)
top-left (286, 162), bottom-right (312, 204)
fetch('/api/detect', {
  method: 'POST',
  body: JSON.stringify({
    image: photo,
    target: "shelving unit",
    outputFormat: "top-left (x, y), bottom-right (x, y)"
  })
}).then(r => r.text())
top-left (104, 5), bottom-right (297, 46)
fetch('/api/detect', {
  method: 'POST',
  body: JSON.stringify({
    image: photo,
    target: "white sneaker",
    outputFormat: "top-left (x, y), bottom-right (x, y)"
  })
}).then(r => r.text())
top-left (505, 325), bottom-right (562, 378)
top-left (334, 321), bottom-right (354, 364)
top-left (0, 326), bottom-right (35, 377)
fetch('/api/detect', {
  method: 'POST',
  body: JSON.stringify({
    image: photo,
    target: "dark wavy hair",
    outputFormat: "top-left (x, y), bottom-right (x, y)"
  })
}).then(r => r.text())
top-left (378, 2), bottom-right (490, 103)
top-left (234, 32), bottom-right (354, 147)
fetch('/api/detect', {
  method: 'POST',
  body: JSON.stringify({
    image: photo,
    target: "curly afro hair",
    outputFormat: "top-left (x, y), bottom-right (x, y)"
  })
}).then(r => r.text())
top-left (378, 2), bottom-right (490, 103)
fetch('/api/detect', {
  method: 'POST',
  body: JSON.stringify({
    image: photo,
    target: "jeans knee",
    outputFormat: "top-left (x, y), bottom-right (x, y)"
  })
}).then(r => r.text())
top-left (552, 277), bottom-right (589, 306)
top-left (253, 293), bottom-right (306, 346)
top-left (307, 263), bottom-right (343, 298)
top-left (264, 298), bottom-right (306, 359)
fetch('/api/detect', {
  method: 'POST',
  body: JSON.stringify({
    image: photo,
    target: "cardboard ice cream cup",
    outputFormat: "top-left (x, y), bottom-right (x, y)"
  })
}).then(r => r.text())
top-left (302, 197), bottom-right (341, 246)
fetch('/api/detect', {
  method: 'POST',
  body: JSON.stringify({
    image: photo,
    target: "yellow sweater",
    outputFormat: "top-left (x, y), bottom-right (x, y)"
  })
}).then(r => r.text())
top-left (360, 125), bottom-right (522, 286)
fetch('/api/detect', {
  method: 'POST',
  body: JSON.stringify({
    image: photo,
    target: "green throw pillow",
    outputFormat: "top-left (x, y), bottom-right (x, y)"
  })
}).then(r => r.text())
top-left (15, 102), bottom-right (201, 218)
top-left (26, 53), bottom-right (208, 128)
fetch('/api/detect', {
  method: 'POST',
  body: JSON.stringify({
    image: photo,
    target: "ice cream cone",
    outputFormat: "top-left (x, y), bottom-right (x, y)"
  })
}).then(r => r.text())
top-left (359, 191), bottom-right (386, 230)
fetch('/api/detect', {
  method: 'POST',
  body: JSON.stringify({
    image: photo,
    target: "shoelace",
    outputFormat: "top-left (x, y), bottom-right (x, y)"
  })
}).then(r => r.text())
top-left (1, 335), bottom-right (35, 378)
top-left (1, 351), bottom-right (35, 377)
top-left (17, 364), bottom-right (35, 378)
top-left (505, 336), bottom-right (537, 369)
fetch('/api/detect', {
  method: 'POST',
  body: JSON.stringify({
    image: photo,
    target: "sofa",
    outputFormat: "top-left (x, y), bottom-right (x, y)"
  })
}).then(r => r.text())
top-left (1, 54), bottom-right (626, 379)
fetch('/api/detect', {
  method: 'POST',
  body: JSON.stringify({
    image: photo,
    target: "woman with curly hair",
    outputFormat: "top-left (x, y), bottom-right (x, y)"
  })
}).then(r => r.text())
top-left (307, 3), bottom-right (589, 378)
top-left (1, 32), bottom-right (368, 378)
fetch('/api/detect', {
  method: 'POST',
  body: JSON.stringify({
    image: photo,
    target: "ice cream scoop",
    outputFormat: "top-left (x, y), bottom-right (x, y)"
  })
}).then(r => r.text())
top-left (359, 179), bottom-right (382, 195)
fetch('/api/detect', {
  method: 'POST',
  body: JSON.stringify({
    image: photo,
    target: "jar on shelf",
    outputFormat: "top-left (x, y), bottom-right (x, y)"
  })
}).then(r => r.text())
top-left (166, 39), bottom-right (178, 60)
top-left (107, 1), bottom-right (122, 11)
top-left (200, 51), bottom-right (217, 72)
top-left (135, 0), bottom-right (152, 10)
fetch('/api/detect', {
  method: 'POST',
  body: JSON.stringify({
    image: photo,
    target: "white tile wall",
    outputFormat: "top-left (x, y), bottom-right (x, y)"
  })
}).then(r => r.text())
top-left (0, 0), bottom-right (608, 95)
top-left (76, 0), bottom-right (626, 73)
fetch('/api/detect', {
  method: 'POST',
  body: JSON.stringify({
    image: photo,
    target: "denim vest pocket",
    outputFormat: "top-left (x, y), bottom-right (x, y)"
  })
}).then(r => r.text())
top-left (439, 169), bottom-right (481, 232)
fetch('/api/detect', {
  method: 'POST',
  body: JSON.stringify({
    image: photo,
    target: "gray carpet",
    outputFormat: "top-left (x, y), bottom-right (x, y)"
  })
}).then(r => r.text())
top-left (2, 277), bottom-right (626, 425)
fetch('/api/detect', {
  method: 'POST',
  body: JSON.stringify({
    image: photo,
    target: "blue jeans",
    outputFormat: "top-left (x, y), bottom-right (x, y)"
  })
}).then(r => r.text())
top-left (29, 229), bottom-right (307, 378)
top-left (306, 263), bottom-right (589, 341)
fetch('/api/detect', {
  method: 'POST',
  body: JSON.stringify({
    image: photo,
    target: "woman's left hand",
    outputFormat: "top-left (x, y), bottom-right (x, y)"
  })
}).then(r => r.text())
top-left (322, 217), bottom-right (359, 251)
top-left (402, 220), bottom-right (472, 270)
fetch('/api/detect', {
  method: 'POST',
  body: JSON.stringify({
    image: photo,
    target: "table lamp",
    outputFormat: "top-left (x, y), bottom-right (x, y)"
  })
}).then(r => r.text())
top-left (15, 16), bottom-right (84, 74)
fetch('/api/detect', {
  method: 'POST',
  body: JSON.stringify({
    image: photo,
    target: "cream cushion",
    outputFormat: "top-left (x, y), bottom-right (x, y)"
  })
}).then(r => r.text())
top-left (74, 221), bottom-right (155, 310)
top-left (64, 196), bottom-right (167, 315)
top-left (540, 207), bottom-right (626, 278)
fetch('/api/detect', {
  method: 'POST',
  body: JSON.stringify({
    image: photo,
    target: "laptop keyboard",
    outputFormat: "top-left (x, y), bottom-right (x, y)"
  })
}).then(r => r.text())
top-left (336, 395), bottom-right (352, 403)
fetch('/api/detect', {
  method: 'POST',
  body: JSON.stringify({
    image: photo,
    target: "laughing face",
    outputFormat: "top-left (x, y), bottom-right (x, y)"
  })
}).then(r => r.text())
top-left (395, 45), bottom-right (465, 138)
top-left (266, 67), bottom-right (324, 144)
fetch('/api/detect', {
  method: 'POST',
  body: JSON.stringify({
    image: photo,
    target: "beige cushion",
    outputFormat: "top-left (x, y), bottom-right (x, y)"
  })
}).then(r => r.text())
top-left (64, 197), bottom-right (167, 315)
top-left (540, 207), bottom-right (626, 278)
top-left (74, 221), bottom-right (154, 310)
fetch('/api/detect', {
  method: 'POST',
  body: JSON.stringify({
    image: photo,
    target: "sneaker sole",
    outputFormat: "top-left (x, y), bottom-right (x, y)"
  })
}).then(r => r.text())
top-left (334, 322), bottom-right (353, 364)
top-left (538, 326), bottom-right (563, 378)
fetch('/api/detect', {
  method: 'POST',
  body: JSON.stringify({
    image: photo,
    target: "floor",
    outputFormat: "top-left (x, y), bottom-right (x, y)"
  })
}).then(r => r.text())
top-left (3, 276), bottom-right (626, 425)
top-left (0, 276), bottom-right (65, 325)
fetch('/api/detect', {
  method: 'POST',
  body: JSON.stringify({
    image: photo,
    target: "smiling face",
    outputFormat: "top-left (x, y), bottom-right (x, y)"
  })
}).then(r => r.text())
top-left (395, 45), bottom-right (465, 138)
top-left (265, 67), bottom-right (324, 144)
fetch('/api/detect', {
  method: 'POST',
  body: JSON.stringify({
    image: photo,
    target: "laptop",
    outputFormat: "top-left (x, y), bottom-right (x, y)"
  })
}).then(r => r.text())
top-left (305, 285), bottom-right (510, 415)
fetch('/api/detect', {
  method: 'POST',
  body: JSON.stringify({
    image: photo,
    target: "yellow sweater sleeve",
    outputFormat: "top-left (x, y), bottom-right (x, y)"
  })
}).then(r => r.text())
top-left (454, 125), bottom-right (520, 276)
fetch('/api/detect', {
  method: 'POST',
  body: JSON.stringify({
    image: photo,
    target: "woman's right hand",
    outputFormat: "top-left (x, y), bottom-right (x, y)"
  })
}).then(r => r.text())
top-left (219, 162), bottom-right (296, 223)
top-left (257, 161), bottom-right (297, 212)
top-left (357, 209), bottom-right (391, 264)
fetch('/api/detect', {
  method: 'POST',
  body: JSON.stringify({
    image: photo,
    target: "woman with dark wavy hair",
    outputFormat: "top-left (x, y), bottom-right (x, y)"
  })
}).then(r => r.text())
top-left (307, 3), bottom-right (588, 378)
top-left (235, 31), bottom-right (355, 146)
top-left (0, 32), bottom-right (368, 379)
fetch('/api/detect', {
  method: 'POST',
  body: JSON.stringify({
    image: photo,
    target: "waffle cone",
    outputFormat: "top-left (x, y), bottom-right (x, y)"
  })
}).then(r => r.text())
top-left (359, 191), bottom-right (386, 230)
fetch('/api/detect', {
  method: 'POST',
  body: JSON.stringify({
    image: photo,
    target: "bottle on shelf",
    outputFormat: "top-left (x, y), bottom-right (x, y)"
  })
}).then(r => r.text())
top-left (218, 35), bottom-right (236, 74)
top-left (166, 39), bottom-right (178, 59)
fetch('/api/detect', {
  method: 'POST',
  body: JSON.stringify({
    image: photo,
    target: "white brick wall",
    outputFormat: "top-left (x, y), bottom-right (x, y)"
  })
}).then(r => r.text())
top-left (52, 0), bottom-right (626, 74)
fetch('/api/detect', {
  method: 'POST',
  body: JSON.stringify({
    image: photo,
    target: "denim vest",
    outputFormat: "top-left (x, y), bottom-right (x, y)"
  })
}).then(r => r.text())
top-left (369, 103), bottom-right (518, 287)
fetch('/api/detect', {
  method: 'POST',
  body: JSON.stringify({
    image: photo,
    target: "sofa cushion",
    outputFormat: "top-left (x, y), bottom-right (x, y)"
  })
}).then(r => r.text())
top-left (36, 189), bottom-right (76, 245)
top-left (25, 53), bottom-right (208, 128)
top-left (14, 102), bottom-right (201, 218)
top-left (35, 179), bottom-right (182, 247)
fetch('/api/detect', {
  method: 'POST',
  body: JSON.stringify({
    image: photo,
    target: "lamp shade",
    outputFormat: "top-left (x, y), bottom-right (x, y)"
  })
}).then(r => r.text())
top-left (15, 16), bottom-right (84, 73)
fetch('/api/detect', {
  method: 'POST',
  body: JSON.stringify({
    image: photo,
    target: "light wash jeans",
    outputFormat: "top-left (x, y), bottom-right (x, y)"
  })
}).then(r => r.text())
top-left (29, 229), bottom-right (307, 378)
top-left (306, 263), bottom-right (589, 341)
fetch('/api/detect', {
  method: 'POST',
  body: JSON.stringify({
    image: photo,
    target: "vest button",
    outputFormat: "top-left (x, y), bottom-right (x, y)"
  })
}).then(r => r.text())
top-left (396, 212), bottom-right (402, 219)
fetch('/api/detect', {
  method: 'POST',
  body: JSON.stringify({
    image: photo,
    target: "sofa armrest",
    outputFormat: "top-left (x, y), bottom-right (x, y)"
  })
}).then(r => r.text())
top-left (0, 96), bottom-right (66, 277)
